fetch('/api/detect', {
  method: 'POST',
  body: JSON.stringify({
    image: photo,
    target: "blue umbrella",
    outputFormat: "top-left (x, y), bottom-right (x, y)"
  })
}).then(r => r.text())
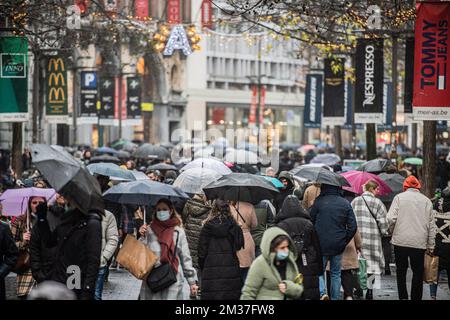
top-left (95, 147), bottom-right (118, 156)
top-left (87, 163), bottom-right (136, 181)
top-left (263, 176), bottom-right (284, 188)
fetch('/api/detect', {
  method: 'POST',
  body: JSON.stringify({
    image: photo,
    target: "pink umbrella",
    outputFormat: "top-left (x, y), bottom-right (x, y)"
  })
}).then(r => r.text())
top-left (340, 171), bottom-right (392, 196)
top-left (0, 187), bottom-right (56, 216)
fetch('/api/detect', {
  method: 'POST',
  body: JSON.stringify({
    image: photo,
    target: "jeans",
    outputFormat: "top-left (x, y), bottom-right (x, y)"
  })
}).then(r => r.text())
top-left (320, 255), bottom-right (342, 300)
top-left (94, 266), bottom-right (108, 301)
top-left (429, 268), bottom-right (450, 298)
top-left (240, 267), bottom-right (249, 289)
top-left (394, 245), bottom-right (425, 300)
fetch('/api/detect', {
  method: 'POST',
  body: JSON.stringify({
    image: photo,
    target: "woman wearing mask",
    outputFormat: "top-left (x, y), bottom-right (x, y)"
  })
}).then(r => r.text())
top-left (241, 227), bottom-right (304, 300)
top-left (139, 199), bottom-right (198, 300)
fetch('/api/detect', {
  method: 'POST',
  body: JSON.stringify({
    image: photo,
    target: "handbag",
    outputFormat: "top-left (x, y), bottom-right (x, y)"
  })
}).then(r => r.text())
top-left (116, 234), bottom-right (158, 280)
top-left (424, 253), bottom-right (439, 284)
top-left (146, 231), bottom-right (180, 293)
top-left (12, 250), bottom-right (30, 274)
top-left (357, 254), bottom-right (368, 290)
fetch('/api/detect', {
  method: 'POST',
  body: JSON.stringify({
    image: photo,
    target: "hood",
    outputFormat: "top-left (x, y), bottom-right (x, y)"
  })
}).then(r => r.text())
top-left (260, 227), bottom-right (297, 262)
top-left (184, 198), bottom-right (212, 218)
top-left (319, 184), bottom-right (342, 196)
top-left (278, 171), bottom-right (294, 189)
top-left (275, 195), bottom-right (310, 222)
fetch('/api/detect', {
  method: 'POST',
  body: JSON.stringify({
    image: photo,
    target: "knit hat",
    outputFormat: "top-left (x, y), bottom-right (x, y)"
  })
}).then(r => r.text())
top-left (403, 175), bottom-right (421, 191)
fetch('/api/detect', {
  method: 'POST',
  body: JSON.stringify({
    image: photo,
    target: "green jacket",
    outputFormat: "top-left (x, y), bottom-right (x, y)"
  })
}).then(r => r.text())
top-left (241, 227), bottom-right (304, 300)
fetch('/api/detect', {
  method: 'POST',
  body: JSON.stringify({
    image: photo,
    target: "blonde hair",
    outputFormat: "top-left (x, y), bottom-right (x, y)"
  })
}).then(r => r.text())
top-left (363, 180), bottom-right (379, 192)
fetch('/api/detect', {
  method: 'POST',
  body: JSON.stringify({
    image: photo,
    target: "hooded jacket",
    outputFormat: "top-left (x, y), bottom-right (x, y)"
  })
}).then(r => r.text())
top-left (276, 196), bottom-right (322, 300)
top-left (198, 215), bottom-right (244, 300)
top-left (241, 227), bottom-right (304, 300)
top-left (310, 184), bottom-right (357, 256)
top-left (274, 171), bottom-right (296, 212)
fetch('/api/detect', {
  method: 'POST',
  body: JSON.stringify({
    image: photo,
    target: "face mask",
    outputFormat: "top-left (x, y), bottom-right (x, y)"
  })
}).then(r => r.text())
top-left (156, 210), bottom-right (171, 221)
top-left (276, 250), bottom-right (289, 261)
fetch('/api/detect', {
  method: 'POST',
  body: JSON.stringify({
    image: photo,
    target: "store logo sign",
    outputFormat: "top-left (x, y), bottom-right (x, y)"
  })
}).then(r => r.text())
top-left (0, 53), bottom-right (26, 78)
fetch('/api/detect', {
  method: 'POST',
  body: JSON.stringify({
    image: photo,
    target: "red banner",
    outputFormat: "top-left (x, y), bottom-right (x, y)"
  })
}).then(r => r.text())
top-left (201, 0), bottom-right (213, 28)
top-left (249, 85), bottom-right (258, 124)
top-left (134, 0), bottom-right (148, 20)
top-left (259, 86), bottom-right (266, 125)
top-left (167, 0), bottom-right (181, 24)
top-left (75, 0), bottom-right (89, 15)
top-left (413, 2), bottom-right (450, 120)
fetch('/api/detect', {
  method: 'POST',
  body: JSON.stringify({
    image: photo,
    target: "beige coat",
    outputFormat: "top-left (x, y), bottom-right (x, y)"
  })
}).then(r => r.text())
top-left (302, 184), bottom-right (321, 210)
top-left (326, 229), bottom-right (362, 271)
top-left (387, 188), bottom-right (436, 250)
top-left (101, 210), bottom-right (119, 267)
top-left (230, 202), bottom-right (258, 268)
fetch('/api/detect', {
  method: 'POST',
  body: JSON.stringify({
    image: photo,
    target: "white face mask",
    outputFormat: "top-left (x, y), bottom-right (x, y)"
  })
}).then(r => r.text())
top-left (156, 210), bottom-right (171, 221)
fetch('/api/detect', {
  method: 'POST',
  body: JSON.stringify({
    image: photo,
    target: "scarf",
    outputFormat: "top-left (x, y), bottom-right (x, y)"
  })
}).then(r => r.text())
top-left (150, 216), bottom-right (180, 272)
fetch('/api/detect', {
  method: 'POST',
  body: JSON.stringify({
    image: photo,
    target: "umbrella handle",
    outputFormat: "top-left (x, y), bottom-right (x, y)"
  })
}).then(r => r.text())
top-left (232, 204), bottom-right (246, 225)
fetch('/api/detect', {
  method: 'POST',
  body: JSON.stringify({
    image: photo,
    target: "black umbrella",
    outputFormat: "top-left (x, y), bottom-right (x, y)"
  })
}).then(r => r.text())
top-left (116, 150), bottom-right (131, 159)
top-left (202, 173), bottom-right (279, 205)
top-left (89, 155), bottom-right (121, 164)
top-left (290, 166), bottom-right (351, 187)
top-left (147, 163), bottom-right (178, 171)
top-left (378, 173), bottom-right (405, 203)
top-left (357, 159), bottom-right (394, 173)
top-left (30, 144), bottom-right (104, 214)
top-left (132, 143), bottom-right (170, 160)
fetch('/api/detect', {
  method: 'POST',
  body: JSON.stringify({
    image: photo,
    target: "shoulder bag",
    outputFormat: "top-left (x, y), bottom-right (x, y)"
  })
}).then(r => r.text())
top-left (361, 196), bottom-right (382, 235)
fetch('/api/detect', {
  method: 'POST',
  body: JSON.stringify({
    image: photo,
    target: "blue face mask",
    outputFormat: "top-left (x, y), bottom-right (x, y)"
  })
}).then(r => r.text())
top-left (276, 250), bottom-right (289, 261)
top-left (156, 210), bottom-right (171, 221)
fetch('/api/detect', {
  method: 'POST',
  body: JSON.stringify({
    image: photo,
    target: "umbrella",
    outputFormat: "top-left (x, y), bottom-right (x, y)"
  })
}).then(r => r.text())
top-left (89, 155), bottom-right (121, 164)
top-left (103, 180), bottom-right (189, 206)
top-left (298, 144), bottom-right (316, 155)
top-left (262, 176), bottom-right (284, 188)
top-left (87, 162), bottom-right (136, 181)
top-left (94, 147), bottom-right (118, 156)
top-left (290, 166), bottom-right (350, 187)
top-left (310, 153), bottom-right (341, 166)
top-left (292, 163), bottom-right (334, 172)
top-left (111, 139), bottom-right (138, 151)
top-left (404, 157), bottom-right (423, 166)
top-left (225, 149), bottom-right (259, 164)
top-left (203, 173), bottom-right (279, 205)
top-left (194, 146), bottom-right (216, 159)
top-left (132, 143), bottom-right (170, 160)
top-left (173, 168), bottom-right (223, 195)
top-left (357, 159), bottom-right (394, 173)
top-left (30, 144), bottom-right (104, 214)
top-left (110, 169), bottom-right (149, 181)
top-left (340, 171), bottom-right (392, 196)
top-left (180, 158), bottom-right (232, 175)
top-left (147, 163), bottom-right (178, 171)
top-left (378, 173), bottom-right (405, 202)
top-left (116, 150), bottom-right (131, 159)
top-left (0, 188), bottom-right (56, 216)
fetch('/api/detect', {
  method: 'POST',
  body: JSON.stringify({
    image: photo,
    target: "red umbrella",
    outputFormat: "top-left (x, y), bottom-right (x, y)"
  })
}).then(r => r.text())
top-left (340, 170), bottom-right (392, 196)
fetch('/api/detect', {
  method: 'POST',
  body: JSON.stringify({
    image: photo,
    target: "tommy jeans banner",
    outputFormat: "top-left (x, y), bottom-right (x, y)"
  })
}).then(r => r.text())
top-left (355, 38), bottom-right (384, 124)
top-left (99, 76), bottom-right (116, 125)
top-left (413, 2), bottom-right (450, 120)
top-left (323, 58), bottom-right (346, 126)
top-left (303, 74), bottom-right (323, 128)
top-left (45, 56), bottom-right (68, 124)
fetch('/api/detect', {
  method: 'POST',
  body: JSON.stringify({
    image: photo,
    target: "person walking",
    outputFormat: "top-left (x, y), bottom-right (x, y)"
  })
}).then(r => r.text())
top-left (276, 195), bottom-right (322, 300)
top-left (198, 200), bottom-right (244, 300)
top-left (310, 184), bottom-right (357, 300)
top-left (302, 182), bottom-right (321, 210)
top-left (274, 171), bottom-right (296, 212)
top-left (436, 153), bottom-right (450, 191)
top-left (139, 199), bottom-right (198, 300)
top-left (387, 175), bottom-right (436, 300)
top-left (0, 219), bottom-right (18, 300)
top-left (351, 180), bottom-right (389, 300)
top-left (241, 227), bottom-right (304, 300)
top-left (251, 199), bottom-right (275, 257)
top-left (229, 201), bottom-right (258, 286)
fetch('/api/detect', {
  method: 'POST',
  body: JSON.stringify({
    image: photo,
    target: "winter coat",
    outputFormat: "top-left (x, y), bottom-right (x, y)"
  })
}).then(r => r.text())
top-left (230, 202), bottom-right (258, 268)
top-left (309, 184), bottom-right (357, 256)
top-left (36, 208), bottom-right (102, 300)
top-left (434, 211), bottom-right (450, 262)
top-left (302, 184), bottom-right (321, 210)
top-left (0, 221), bottom-right (18, 278)
top-left (182, 198), bottom-right (212, 270)
top-left (198, 216), bottom-right (244, 300)
top-left (251, 200), bottom-right (275, 248)
top-left (387, 188), bottom-right (436, 250)
top-left (101, 210), bottom-right (119, 267)
top-left (274, 172), bottom-right (296, 212)
top-left (351, 192), bottom-right (389, 274)
top-left (276, 195), bottom-right (322, 300)
top-left (241, 227), bottom-right (304, 300)
top-left (139, 226), bottom-right (197, 300)
top-left (341, 230), bottom-right (362, 270)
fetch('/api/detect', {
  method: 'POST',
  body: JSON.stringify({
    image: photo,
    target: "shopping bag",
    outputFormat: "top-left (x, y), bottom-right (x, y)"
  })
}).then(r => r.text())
top-left (116, 234), bottom-right (158, 280)
top-left (424, 253), bottom-right (439, 284)
top-left (357, 255), bottom-right (368, 290)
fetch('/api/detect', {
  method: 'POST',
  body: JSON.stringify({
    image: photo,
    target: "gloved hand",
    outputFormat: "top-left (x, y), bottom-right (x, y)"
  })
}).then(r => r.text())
top-left (36, 201), bottom-right (48, 221)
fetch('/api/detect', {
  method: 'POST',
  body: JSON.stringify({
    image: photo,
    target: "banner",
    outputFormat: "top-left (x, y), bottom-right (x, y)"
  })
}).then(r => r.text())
top-left (168, 0), bottom-right (181, 24)
top-left (303, 74), bottom-right (322, 128)
top-left (46, 56), bottom-right (68, 124)
top-left (0, 36), bottom-right (28, 122)
top-left (404, 37), bottom-right (414, 114)
top-left (355, 38), bottom-right (384, 123)
top-left (201, 0), bottom-right (213, 29)
top-left (343, 81), bottom-right (364, 130)
top-left (377, 82), bottom-right (394, 132)
top-left (99, 76), bottom-right (116, 125)
top-left (323, 58), bottom-right (346, 126)
top-left (79, 71), bottom-right (98, 124)
top-left (134, 0), bottom-right (148, 20)
top-left (249, 85), bottom-right (258, 124)
top-left (126, 77), bottom-right (141, 125)
top-left (413, 2), bottom-right (450, 120)
top-left (260, 86), bottom-right (266, 125)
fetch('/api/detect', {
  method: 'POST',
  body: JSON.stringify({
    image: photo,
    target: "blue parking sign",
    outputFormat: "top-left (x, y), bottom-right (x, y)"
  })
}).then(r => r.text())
top-left (81, 71), bottom-right (97, 90)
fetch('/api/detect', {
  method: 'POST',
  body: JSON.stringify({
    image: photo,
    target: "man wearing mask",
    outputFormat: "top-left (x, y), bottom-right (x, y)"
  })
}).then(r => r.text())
top-left (436, 153), bottom-right (450, 190)
top-left (274, 171), bottom-right (299, 212)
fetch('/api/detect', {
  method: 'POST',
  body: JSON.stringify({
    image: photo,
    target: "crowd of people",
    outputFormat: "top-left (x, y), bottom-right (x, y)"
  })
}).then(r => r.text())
top-left (0, 143), bottom-right (449, 301)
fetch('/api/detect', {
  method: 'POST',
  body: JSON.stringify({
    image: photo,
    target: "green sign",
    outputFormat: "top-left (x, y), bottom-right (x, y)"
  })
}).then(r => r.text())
top-left (45, 56), bottom-right (68, 123)
top-left (0, 37), bottom-right (28, 122)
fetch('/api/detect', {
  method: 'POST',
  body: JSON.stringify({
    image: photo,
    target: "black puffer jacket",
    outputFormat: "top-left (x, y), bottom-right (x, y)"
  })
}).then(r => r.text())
top-left (276, 195), bottom-right (322, 300)
top-left (274, 171), bottom-right (296, 212)
top-left (36, 208), bottom-right (102, 300)
top-left (198, 215), bottom-right (244, 300)
top-left (182, 198), bottom-right (212, 269)
top-left (0, 222), bottom-right (18, 278)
